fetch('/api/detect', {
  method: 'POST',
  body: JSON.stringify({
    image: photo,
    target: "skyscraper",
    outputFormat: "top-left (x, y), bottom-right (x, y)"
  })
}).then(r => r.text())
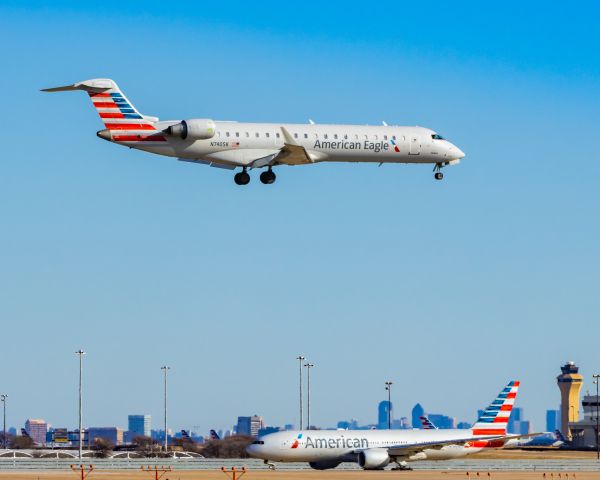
top-left (25, 419), bottom-right (47, 445)
top-left (557, 361), bottom-right (583, 439)
top-left (378, 401), bottom-right (392, 429)
top-left (546, 409), bottom-right (560, 432)
top-left (411, 404), bottom-right (425, 428)
top-left (236, 415), bottom-right (264, 437)
top-left (128, 415), bottom-right (151, 438)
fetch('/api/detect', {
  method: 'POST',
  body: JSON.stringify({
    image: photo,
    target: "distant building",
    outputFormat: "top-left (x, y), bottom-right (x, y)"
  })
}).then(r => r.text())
top-left (87, 427), bottom-right (124, 446)
top-left (258, 426), bottom-right (280, 436)
top-left (508, 407), bottom-right (523, 434)
top-left (337, 421), bottom-right (351, 429)
top-left (412, 404), bottom-right (425, 429)
top-left (128, 414), bottom-right (151, 438)
top-left (236, 415), bottom-right (264, 437)
top-left (557, 361), bottom-right (583, 439)
top-left (428, 414), bottom-right (455, 429)
top-left (25, 419), bottom-right (48, 445)
top-left (378, 401), bottom-right (392, 429)
top-left (284, 424), bottom-right (294, 431)
top-left (546, 409), bottom-right (560, 432)
top-left (457, 422), bottom-right (471, 429)
top-left (569, 394), bottom-right (600, 448)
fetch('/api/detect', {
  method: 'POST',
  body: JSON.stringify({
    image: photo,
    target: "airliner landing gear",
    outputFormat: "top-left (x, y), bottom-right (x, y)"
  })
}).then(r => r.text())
top-left (391, 461), bottom-right (412, 471)
top-left (260, 168), bottom-right (276, 185)
top-left (433, 163), bottom-right (444, 180)
top-left (264, 460), bottom-right (276, 470)
top-left (234, 168), bottom-right (250, 186)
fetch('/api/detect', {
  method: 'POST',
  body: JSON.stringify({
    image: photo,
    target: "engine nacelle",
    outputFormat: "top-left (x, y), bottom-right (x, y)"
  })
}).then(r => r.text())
top-left (358, 448), bottom-right (390, 470)
top-left (165, 119), bottom-right (216, 140)
top-left (308, 460), bottom-right (342, 470)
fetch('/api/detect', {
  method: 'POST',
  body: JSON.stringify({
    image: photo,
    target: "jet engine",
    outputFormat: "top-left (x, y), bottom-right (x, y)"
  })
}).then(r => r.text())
top-left (357, 448), bottom-right (391, 470)
top-left (308, 460), bottom-right (342, 470)
top-left (164, 119), bottom-right (216, 140)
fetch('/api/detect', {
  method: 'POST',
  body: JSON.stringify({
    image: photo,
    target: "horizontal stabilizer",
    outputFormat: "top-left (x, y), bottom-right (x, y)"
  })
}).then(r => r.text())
top-left (41, 79), bottom-right (115, 93)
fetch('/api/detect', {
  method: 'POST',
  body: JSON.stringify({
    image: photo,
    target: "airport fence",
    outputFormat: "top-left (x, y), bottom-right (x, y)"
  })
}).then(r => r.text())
top-left (0, 457), bottom-right (599, 471)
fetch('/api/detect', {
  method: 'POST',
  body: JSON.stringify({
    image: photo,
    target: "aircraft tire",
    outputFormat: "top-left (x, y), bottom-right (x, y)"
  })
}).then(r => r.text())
top-left (260, 170), bottom-right (276, 185)
top-left (234, 171), bottom-right (250, 185)
top-left (434, 172), bottom-right (444, 180)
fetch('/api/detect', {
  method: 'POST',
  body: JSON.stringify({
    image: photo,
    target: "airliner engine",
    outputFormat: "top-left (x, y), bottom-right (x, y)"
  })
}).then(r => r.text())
top-left (357, 448), bottom-right (391, 469)
top-left (165, 119), bottom-right (216, 140)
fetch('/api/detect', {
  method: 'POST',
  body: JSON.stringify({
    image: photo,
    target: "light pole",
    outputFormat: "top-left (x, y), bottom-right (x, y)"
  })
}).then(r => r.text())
top-left (296, 356), bottom-right (305, 430)
top-left (304, 363), bottom-right (314, 430)
top-left (1, 394), bottom-right (7, 449)
top-left (385, 381), bottom-right (393, 430)
top-left (75, 349), bottom-right (86, 460)
top-left (161, 366), bottom-right (170, 453)
top-left (593, 374), bottom-right (600, 461)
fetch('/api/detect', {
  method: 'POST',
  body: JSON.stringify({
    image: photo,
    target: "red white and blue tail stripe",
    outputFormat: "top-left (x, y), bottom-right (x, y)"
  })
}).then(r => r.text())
top-left (42, 78), bottom-right (165, 144)
top-left (419, 416), bottom-right (438, 430)
top-left (471, 380), bottom-right (519, 436)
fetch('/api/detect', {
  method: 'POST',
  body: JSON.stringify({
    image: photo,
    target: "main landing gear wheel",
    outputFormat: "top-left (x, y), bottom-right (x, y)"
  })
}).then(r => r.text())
top-left (264, 460), bottom-right (276, 470)
top-left (260, 168), bottom-right (276, 185)
top-left (433, 163), bottom-right (444, 180)
top-left (234, 169), bottom-right (250, 185)
top-left (434, 172), bottom-right (444, 180)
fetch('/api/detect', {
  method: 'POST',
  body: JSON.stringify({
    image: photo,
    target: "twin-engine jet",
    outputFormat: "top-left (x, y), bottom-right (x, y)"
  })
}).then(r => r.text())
top-left (246, 381), bottom-right (538, 470)
top-left (42, 78), bottom-right (465, 185)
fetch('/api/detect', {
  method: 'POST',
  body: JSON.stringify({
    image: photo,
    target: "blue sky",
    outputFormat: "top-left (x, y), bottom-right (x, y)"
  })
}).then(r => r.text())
top-left (0, 1), bottom-right (599, 435)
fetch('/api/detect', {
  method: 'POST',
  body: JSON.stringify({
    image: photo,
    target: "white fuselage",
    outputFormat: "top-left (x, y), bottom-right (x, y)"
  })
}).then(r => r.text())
top-left (246, 428), bottom-right (490, 466)
top-left (126, 122), bottom-right (465, 168)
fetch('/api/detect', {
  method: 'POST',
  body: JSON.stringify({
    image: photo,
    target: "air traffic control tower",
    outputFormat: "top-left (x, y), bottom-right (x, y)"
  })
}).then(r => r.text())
top-left (557, 361), bottom-right (583, 439)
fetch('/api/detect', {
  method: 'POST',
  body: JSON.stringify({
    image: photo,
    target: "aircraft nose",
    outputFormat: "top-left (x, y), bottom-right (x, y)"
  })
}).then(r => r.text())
top-left (449, 143), bottom-right (465, 160)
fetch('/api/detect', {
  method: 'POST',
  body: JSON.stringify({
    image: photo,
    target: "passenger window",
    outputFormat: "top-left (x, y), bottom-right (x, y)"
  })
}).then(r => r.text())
top-left (294, 133), bottom-right (298, 139)
top-left (392, 135), bottom-right (396, 140)
top-left (276, 132), bottom-right (280, 138)
top-left (374, 135), bottom-right (378, 140)
top-left (354, 134), bottom-right (359, 140)
top-left (304, 133), bottom-right (308, 139)
top-left (324, 134), bottom-right (328, 139)
top-left (255, 132), bottom-right (260, 138)
top-left (383, 135), bottom-right (388, 140)
top-left (235, 132), bottom-right (240, 137)
top-left (266, 132), bottom-right (270, 138)
top-left (343, 134), bottom-right (348, 140)
top-left (333, 134), bottom-right (338, 139)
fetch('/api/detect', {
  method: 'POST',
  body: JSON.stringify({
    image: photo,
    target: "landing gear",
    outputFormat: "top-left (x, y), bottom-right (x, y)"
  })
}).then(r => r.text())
top-left (234, 168), bottom-right (250, 186)
top-left (259, 168), bottom-right (276, 185)
top-left (433, 163), bottom-right (444, 180)
top-left (391, 461), bottom-right (412, 471)
top-left (264, 460), bottom-right (276, 470)
top-left (434, 172), bottom-right (444, 180)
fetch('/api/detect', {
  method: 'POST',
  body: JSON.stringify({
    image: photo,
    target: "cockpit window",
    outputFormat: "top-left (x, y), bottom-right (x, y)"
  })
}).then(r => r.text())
top-left (252, 440), bottom-right (265, 445)
top-left (431, 134), bottom-right (445, 140)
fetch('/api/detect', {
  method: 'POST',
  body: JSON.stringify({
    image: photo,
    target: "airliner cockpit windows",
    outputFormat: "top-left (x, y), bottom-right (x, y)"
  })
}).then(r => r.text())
top-left (431, 134), bottom-right (445, 140)
top-left (252, 440), bottom-right (265, 445)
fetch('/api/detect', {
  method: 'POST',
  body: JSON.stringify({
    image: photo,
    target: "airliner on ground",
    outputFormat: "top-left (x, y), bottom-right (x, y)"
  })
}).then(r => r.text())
top-left (42, 79), bottom-right (465, 185)
top-left (246, 381), bottom-right (536, 470)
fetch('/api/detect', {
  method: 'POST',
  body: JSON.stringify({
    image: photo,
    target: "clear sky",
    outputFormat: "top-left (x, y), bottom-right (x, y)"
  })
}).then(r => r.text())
top-left (1, 1), bottom-right (599, 435)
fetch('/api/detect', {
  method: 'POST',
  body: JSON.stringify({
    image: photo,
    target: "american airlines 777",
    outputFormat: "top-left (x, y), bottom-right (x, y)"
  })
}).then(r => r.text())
top-left (246, 381), bottom-right (534, 470)
top-left (42, 79), bottom-right (465, 185)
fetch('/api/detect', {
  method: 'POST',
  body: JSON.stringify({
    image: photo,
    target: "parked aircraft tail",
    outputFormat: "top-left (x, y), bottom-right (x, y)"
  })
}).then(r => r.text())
top-left (209, 429), bottom-right (221, 440)
top-left (419, 416), bottom-right (438, 430)
top-left (471, 381), bottom-right (520, 436)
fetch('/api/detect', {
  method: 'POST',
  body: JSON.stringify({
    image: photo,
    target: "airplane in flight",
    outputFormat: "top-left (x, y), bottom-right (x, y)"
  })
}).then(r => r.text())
top-left (246, 381), bottom-right (536, 470)
top-left (42, 78), bottom-right (465, 185)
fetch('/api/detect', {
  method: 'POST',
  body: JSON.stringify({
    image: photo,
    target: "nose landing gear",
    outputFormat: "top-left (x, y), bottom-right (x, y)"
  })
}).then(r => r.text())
top-left (433, 163), bottom-right (444, 180)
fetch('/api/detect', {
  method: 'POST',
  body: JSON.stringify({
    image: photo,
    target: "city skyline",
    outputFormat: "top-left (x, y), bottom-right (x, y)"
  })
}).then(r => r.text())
top-left (1, 0), bottom-right (599, 435)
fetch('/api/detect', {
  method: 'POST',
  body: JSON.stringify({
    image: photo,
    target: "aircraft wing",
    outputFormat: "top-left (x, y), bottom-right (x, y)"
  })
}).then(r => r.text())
top-left (383, 435), bottom-right (505, 457)
top-left (249, 127), bottom-right (313, 167)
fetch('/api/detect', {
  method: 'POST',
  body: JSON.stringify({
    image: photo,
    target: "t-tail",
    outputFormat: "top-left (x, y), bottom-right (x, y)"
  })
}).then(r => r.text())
top-left (41, 78), bottom-right (165, 144)
top-left (209, 429), bottom-right (220, 440)
top-left (471, 380), bottom-right (520, 436)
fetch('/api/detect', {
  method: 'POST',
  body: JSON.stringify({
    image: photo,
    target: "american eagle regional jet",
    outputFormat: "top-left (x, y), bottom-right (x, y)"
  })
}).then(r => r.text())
top-left (246, 381), bottom-right (536, 470)
top-left (42, 79), bottom-right (465, 185)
